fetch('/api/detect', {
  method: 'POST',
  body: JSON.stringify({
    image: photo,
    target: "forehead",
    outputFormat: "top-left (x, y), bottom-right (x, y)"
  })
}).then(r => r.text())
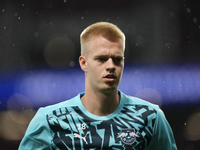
top-left (90, 36), bottom-right (124, 55)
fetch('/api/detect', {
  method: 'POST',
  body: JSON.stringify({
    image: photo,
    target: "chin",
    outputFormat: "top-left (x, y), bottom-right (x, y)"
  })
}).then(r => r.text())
top-left (100, 86), bottom-right (118, 94)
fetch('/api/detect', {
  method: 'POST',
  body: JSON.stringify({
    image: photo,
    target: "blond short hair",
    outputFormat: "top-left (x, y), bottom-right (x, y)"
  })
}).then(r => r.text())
top-left (80, 22), bottom-right (125, 56)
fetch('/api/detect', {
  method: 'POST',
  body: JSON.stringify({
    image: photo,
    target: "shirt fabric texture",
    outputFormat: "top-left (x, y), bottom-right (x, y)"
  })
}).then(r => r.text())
top-left (18, 91), bottom-right (177, 150)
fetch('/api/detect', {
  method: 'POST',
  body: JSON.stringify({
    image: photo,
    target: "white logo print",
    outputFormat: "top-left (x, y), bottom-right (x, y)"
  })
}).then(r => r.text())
top-left (117, 128), bottom-right (139, 145)
top-left (74, 132), bottom-right (89, 144)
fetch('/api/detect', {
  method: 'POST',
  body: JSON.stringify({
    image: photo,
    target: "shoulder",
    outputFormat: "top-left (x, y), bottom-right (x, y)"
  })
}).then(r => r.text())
top-left (120, 91), bottom-right (160, 111)
top-left (119, 91), bottom-right (166, 121)
top-left (39, 93), bottom-right (82, 115)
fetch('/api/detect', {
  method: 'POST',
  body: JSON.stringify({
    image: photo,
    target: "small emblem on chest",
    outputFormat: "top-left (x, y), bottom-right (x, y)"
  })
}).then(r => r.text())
top-left (117, 128), bottom-right (139, 145)
top-left (74, 132), bottom-right (89, 144)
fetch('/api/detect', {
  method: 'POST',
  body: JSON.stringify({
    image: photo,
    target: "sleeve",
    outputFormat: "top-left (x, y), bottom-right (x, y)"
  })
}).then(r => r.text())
top-left (146, 108), bottom-right (178, 150)
top-left (18, 108), bottom-right (53, 150)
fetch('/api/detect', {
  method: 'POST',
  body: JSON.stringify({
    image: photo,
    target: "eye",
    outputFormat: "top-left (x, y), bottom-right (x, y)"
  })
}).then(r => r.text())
top-left (97, 57), bottom-right (107, 62)
top-left (113, 57), bottom-right (123, 63)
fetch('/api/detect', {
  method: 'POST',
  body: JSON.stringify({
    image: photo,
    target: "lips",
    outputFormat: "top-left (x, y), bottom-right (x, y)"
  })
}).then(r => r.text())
top-left (104, 74), bottom-right (116, 78)
top-left (103, 74), bottom-right (116, 82)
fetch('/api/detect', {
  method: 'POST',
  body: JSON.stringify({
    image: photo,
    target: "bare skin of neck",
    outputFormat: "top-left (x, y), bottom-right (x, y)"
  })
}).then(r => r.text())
top-left (81, 88), bottom-right (120, 116)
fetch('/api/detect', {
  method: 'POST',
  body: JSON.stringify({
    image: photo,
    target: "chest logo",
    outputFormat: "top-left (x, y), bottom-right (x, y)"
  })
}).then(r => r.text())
top-left (117, 128), bottom-right (139, 145)
top-left (74, 132), bottom-right (89, 144)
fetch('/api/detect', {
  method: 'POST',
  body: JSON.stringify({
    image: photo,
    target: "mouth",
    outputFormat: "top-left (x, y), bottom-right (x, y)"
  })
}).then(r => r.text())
top-left (103, 74), bottom-right (116, 82)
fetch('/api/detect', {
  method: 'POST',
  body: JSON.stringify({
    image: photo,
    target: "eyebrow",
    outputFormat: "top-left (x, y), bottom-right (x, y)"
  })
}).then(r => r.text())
top-left (94, 54), bottom-right (124, 59)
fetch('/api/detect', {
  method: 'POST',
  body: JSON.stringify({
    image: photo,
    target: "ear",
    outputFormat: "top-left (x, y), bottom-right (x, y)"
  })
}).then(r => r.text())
top-left (79, 56), bottom-right (87, 72)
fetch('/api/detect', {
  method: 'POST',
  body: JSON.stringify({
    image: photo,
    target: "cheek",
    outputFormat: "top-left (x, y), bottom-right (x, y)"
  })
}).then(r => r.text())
top-left (90, 66), bottom-right (104, 81)
top-left (87, 64), bottom-right (99, 77)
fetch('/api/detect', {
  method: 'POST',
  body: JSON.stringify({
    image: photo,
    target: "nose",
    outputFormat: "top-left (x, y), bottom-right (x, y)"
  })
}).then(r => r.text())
top-left (106, 58), bottom-right (116, 72)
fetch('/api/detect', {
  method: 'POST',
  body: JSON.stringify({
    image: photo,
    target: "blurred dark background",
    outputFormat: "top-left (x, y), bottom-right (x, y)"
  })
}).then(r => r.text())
top-left (0, 0), bottom-right (200, 149)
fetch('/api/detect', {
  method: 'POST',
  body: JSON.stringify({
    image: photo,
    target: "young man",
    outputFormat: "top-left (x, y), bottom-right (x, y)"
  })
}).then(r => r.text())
top-left (19, 22), bottom-right (177, 149)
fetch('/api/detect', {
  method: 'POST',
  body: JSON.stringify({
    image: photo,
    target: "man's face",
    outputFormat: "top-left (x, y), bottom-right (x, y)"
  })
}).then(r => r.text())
top-left (80, 35), bottom-right (124, 93)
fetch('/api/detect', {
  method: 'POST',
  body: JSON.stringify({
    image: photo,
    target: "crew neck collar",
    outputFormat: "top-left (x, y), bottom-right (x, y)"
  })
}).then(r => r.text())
top-left (77, 91), bottom-right (125, 120)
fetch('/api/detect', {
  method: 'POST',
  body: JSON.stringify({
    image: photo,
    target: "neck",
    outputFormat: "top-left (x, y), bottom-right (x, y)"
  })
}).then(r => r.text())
top-left (81, 88), bottom-right (120, 116)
